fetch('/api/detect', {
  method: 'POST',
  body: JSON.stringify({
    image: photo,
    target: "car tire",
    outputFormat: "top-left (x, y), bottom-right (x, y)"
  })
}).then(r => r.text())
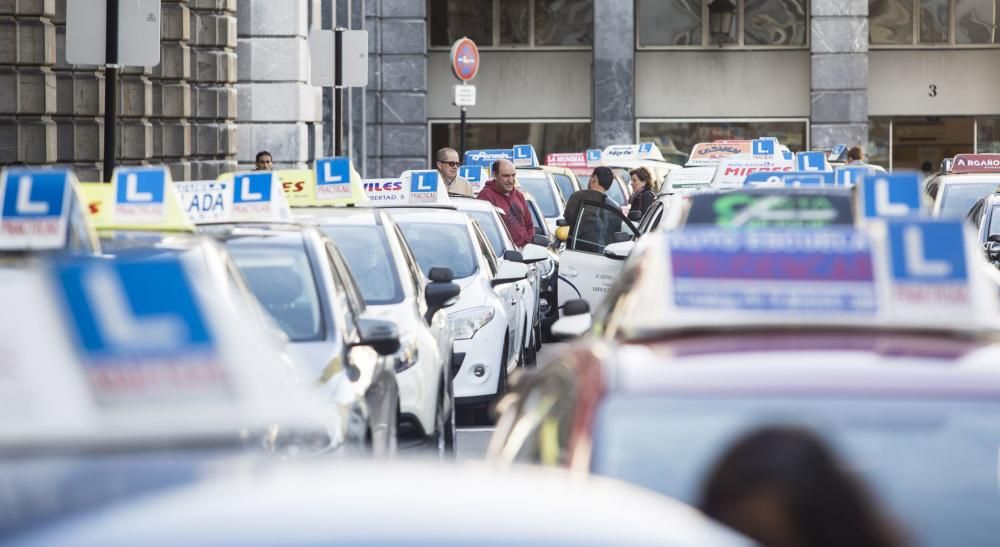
top-left (524, 323), bottom-right (537, 367)
top-left (534, 321), bottom-right (543, 352)
top-left (430, 380), bottom-right (456, 457)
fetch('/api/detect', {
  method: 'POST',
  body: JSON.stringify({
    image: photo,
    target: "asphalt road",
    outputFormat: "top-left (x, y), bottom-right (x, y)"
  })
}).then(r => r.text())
top-left (455, 342), bottom-right (566, 460)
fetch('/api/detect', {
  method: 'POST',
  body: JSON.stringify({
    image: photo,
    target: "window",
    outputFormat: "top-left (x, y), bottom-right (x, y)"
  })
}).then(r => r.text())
top-left (429, 121), bottom-right (592, 165)
top-left (321, 226), bottom-right (405, 306)
top-left (517, 172), bottom-right (562, 218)
top-left (468, 210), bottom-right (510, 257)
top-left (638, 0), bottom-right (807, 47)
top-left (871, 0), bottom-right (1000, 45)
top-left (568, 202), bottom-right (634, 255)
top-left (638, 119), bottom-right (809, 161)
top-left (550, 172), bottom-right (577, 202)
top-left (398, 222), bottom-right (479, 279)
top-left (429, 0), bottom-right (593, 48)
top-left (977, 117), bottom-right (1000, 153)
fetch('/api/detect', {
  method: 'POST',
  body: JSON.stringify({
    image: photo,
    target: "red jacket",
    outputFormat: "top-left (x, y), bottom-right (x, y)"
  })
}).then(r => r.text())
top-left (477, 180), bottom-right (535, 248)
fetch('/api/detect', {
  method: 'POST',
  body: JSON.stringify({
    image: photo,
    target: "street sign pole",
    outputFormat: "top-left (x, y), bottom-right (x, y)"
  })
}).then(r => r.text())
top-left (334, 26), bottom-right (344, 157)
top-left (460, 104), bottom-right (466, 158)
top-left (103, 0), bottom-right (119, 182)
top-left (450, 37), bottom-right (479, 161)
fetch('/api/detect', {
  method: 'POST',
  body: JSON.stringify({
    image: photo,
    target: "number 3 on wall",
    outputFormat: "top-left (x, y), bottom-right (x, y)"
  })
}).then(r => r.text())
top-left (928, 84), bottom-right (938, 98)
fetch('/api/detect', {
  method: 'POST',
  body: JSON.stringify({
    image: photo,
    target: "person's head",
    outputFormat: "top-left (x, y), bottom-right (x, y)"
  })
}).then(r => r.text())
top-left (847, 147), bottom-right (864, 162)
top-left (589, 166), bottom-right (614, 193)
top-left (436, 147), bottom-right (461, 181)
top-left (629, 167), bottom-right (653, 193)
top-left (255, 151), bottom-right (273, 171)
top-left (700, 426), bottom-right (904, 547)
top-left (921, 161), bottom-right (934, 174)
top-left (492, 159), bottom-right (517, 193)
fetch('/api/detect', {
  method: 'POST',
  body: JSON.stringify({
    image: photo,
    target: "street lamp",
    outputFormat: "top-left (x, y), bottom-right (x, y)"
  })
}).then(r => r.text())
top-left (708, 0), bottom-right (737, 47)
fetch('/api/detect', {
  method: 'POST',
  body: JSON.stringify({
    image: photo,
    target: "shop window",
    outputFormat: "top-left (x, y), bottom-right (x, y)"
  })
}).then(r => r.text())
top-left (871, 0), bottom-right (1000, 45)
top-left (637, 120), bottom-right (808, 161)
top-left (637, 0), bottom-right (807, 47)
top-left (429, 121), bottom-right (592, 164)
top-left (429, 0), bottom-right (594, 48)
top-left (976, 117), bottom-right (1000, 153)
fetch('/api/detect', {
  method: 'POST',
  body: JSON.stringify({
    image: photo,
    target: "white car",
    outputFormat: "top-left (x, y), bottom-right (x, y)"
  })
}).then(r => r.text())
top-left (928, 173), bottom-right (1000, 218)
top-left (386, 207), bottom-right (529, 423)
top-left (294, 207), bottom-right (460, 454)
top-left (516, 168), bottom-right (567, 235)
top-left (451, 196), bottom-right (549, 365)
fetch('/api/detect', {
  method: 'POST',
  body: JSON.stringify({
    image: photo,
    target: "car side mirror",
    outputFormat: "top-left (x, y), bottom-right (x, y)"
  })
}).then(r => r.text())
top-left (521, 243), bottom-right (549, 264)
top-left (491, 261), bottom-right (529, 287)
top-left (555, 226), bottom-right (569, 242)
top-left (503, 249), bottom-right (524, 263)
top-left (532, 234), bottom-right (550, 247)
top-left (556, 218), bottom-right (568, 227)
top-left (612, 231), bottom-right (633, 243)
top-left (428, 266), bottom-right (454, 283)
top-left (603, 241), bottom-right (634, 260)
top-left (551, 299), bottom-right (591, 340)
top-left (989, 234), bottom-right (1000, 244)
top-left (355, 318), bottom-right (401, 356)
top-left (627, 210), bottom-right (642, 222)
top-left (425, 280), bottom-right (461, 322)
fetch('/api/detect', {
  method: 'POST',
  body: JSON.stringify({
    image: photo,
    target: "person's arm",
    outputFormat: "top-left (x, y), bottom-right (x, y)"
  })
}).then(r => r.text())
top-left (563, 193), bottom-right (581, 228)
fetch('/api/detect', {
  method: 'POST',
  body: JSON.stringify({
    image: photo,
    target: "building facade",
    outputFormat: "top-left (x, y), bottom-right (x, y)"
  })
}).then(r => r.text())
top-left (2, 0), bottom-right (999, 179)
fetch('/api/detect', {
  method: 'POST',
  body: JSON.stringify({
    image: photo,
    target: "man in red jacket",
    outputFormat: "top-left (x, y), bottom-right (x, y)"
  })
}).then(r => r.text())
top-left (477, 158), bottom-right (535, 248)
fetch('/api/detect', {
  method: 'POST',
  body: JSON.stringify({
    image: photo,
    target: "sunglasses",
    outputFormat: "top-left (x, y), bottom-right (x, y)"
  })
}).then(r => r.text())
top-left (438, 161), bottom-right (460, 167)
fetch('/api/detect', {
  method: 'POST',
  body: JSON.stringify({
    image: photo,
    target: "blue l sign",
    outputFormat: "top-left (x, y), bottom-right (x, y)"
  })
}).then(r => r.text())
top-left (56, 257), bottom-right (214, 360)
top-left (316, 157), bottom-right (351, 186)
top-left (411, 171), bottom-right (439, 193)
top-left (115, 168), bottom-right (166, 204)
top-left (836, 166), bottom-right (870, 187)
top-left (752, 139), bottom-right (775, 156)
top-left (2, 171), bottom-right (68, 218)
top-left (796, 151), bottom-right (828, 172)
top-left (233, 173), bottom-right (273, 204)
top-left (861, 173), bottom-right (922, 218)
top-left (586, 149), bottom-right (602, 163)
top-left (887, 221), bottom-right (967, 282)
top-left (459, 165), bottom-right (483, 182)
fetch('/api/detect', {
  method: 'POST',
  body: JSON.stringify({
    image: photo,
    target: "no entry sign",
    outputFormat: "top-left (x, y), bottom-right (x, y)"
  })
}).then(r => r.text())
top-left (450, 37), bottom-right (480, 82)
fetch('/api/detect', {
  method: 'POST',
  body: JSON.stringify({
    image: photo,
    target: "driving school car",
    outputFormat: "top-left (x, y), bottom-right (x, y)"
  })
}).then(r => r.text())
top-left (491, 219), bottom-right (1000, 547)
top-left (927, 153), bottom-right (1000, 218)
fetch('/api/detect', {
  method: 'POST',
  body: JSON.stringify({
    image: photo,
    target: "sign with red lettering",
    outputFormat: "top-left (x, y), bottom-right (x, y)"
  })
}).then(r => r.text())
top-left (545, 152), bottom-right (588, 170)
top-left (951, 154), bottom-right (1000, 174)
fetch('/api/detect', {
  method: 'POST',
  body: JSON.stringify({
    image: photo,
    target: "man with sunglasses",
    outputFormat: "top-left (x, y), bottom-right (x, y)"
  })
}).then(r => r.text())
top-left (435, 147), bottom-right (476, 197)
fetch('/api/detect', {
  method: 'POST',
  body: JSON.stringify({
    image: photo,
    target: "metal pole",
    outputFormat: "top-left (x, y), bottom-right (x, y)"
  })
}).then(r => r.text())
top-left (459, 107), bottom-right (466, 158)
top-left (102, 0), bottom-right (119, 182)
top-left (334, 27), bottom-right (344, 156)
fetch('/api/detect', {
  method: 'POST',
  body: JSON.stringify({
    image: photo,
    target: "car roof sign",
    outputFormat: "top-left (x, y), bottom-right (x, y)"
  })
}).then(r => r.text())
top-left (586, 149), bottom-right (602, 166)
top-left (828, 144), bottom-right (848, 162)
top-left (544, 152), bottom-right (588, 170)
top-left (88, 167), bottom-right (193, 232)
top-left (795, 151), bottom-right (833, 172)
top-left (176, 172), bottom-right (292, 225)
top-left (0, 168), bottom-right (91, 251)
top-left (464, 149), bottom-right (513, 169)
top-left (512, 144), bottom-right (539, 168)
top-left (458, 165), bottom-right (488, 193)
top-left (743, 171), bottom-right (834, 187)
top-left (362, 178), bottom-right (406, 204)
top-left (268, 159), bottom-right (368, 207)
top-left (857, 172), bottom-right (923, 220)
top-left (686, 141), bottom-right (754, 167)
top-left (835, 165), bottom-right (873, 187)
top-left (951, 153), bottom-right (1000, 174)
top-left (361, 170), bottom-right (451, 206)
top-left (712, 155), bottom-right (795, 189)
top-left (602, 143), bottom-right (667, 163)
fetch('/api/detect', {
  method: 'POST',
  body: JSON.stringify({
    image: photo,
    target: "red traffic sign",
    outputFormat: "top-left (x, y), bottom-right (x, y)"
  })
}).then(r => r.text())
top-left (450, 37), bottom-right (480, 82)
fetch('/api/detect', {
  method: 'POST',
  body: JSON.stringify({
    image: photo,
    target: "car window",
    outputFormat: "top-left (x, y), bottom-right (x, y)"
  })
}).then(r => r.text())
top-left (397, 222), bottom-right (479, 279)
top-left (226, 242), bottom-right (325, 342)
top-left (606, 180), bottom-right (626, 206)
top-left (320, 225), bottom-right (404, 306)
top-left (518, 175), bottom-right (560, 217)
top-left (527, 199), bottom-right (545, 234)
top-left (568, 202), bottom-right (636, 255)
top-left (939, 183), bottom-right (1000, 218)
top-left (686, 192), bottom-right (854, 228)
top-left (638, 201), bottom-right (663, 233)
top-left (325, 243), bottom-right (364, 335)
top-left (471, 223), bottom-right (499, 276)
top-left (468, 210), bottom-right (510, 258)
top-left (551, 173), bottom-right (576, 202)
top-left (393, 224), bottom-right (426, 297)
top-left (988, 205), bottom-right (1000, 238)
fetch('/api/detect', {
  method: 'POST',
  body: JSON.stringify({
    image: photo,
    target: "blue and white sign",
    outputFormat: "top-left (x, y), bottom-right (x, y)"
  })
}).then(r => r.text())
top-left (885, 220), bottom-right (972, 317)
top-left (752, 139), bottom-right (776, 156)
top-left (464, 149), bottom-right (513, 169)
top-left (233, 173), bottom-right (273, 205)
top-left (835, 166), bottom-right (871, 187)
top-left (113, 167), bottom-right (169, 223)
top-left (177, 173), bottom-right (290, 224)
top-left (744, 171), bottom-right (833, 187)
top-left (859, 172), bottom-right (922, 219)
top-left (796, 151), bottom-right (831, 172)
top-left (828, 144), bottom-right (848, 162)
top-left (314, 157), bottom-right (353, 200)
top-left (512, 144), bottom-right (539, 168)
top-left (408, 171), bottom-right (440, 204)
top-left (362, 178), bottom-right (407, 203)
top-left (54, 257), bottom-right (228, 404)
top-left (668, 229), bottom-right (877, 314)
top-left (0, 169), bottom-right (73, 250)
top-left (458, 165), bottom-right (488, 194)
top-left (586, 149), bottom-right (602, 166)
top-left (781, 146), bottom-right (794, 161)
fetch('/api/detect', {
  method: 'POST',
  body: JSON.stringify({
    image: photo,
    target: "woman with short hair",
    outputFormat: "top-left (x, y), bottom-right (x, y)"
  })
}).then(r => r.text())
top-left (627, 166), bottom-right (656, 218)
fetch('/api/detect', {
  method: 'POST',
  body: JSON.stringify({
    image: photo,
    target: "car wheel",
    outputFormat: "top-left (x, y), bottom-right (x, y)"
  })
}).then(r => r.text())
top-left (524, 323), bottom-right (537, 367)
top-left (430, 380), bottom-right (456, 457)
top-left (534, 321), bottom-right (543, 352)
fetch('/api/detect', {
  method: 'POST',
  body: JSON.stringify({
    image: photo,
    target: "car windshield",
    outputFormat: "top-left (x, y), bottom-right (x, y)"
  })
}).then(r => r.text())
top-left (551, 173), bottom-right (576, 202)
top-left (939, 182), bottom-right (1000, 218)
top-left (592, 395), bottom-right (1000, 547)
top-left (607, 179), bottom-right (626, 206)
top-left (397, 222), bottom-right (478, 279)
top-left (988, 205), bottom-right (1000, 238)
top-left (518, 174), bottom-right (560, 217)
top-left (225, 240), bottom-right (324, 342)
top-left (686, 192), bottom-right (854, 227)
top-left (467, 210), bottom-right (509, 257)
top-left (320, 226), bottom-right (404, 306)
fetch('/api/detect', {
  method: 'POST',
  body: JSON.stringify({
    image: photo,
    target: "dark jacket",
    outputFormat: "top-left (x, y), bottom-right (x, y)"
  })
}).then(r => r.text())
top-left (628, 187), bottom-right (656, 218)
top-left (563, 189), bottom-right (619, 252)
top-left (477, 180), bottom-right (535, 248)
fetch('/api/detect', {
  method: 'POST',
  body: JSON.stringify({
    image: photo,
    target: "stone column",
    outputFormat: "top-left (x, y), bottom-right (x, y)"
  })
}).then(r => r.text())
top-left (237, 0), bottom-right (317, 170)
top-left (117, 63), bottom-right (155, 169)
top-left (0, 0), bottom-right (58, 165)
top-left (367, 0), bottom-right (427, 178)
top-left (810, 0), bottom-right (868, 149)
top-left (593, 0), bottom-right (634, 147)
top-left (153, 0), bottom-right (192, 180)
top-left (53, 0), bottom-right (102, 180)
top-left (190, 0), bottom-right (237, 178)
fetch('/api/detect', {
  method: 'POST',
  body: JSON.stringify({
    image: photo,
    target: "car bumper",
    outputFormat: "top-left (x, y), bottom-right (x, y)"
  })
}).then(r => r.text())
top-left (452, 317), bottom-right (506, 403)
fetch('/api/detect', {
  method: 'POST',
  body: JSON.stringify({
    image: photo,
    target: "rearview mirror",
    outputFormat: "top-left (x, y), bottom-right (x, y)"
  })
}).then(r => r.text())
top-left (428, 266), bottom-right (454, 283)
top-left (627, 210), bottom-right (642, 222)
top-left (491, 261), bottom-right (529, 287)
top-left (989, 234), bottom-right (1000, 244)
top-left (603, 241), bottom-right (634, 260)
top-left (503, 250), bottom-right (524, 263)
top-left (521, 243), bottom-right (549, 264)
top-left (986, 241), bottom-right (1000, 256)
top-left (355, 318), bottom-right (401, 356)
top-left (612, 231), bottom-right (633, 243)
top-left (551, 299), bottom-right (591, 340)
top-left (556, 218), bottom-right (568, 227)
top-left (532, 234), bottom-right (551, 247)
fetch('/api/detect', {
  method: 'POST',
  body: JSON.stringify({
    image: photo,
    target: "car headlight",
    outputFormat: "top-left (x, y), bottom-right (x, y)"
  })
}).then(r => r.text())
top-left (535, 257), bottom-right (555, 278)
top-left (396, 336), bottom-right (420, 373)
top-left (448, 306), bottom-right (495, 340)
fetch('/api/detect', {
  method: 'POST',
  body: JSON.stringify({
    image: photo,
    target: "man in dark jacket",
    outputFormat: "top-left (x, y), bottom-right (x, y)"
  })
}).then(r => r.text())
top-left (562, 166), bottom-right (619, 253)
top-left (477, 159), bottom-right (535, 248)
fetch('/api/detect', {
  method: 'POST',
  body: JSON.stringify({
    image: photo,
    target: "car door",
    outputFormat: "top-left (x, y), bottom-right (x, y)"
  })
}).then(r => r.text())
top-left (471, 222), bottom-right (522, 363)
top-left (392, 222), bottom-right (451, 366)
top-left (558, 200), bottom-right (638, 311)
